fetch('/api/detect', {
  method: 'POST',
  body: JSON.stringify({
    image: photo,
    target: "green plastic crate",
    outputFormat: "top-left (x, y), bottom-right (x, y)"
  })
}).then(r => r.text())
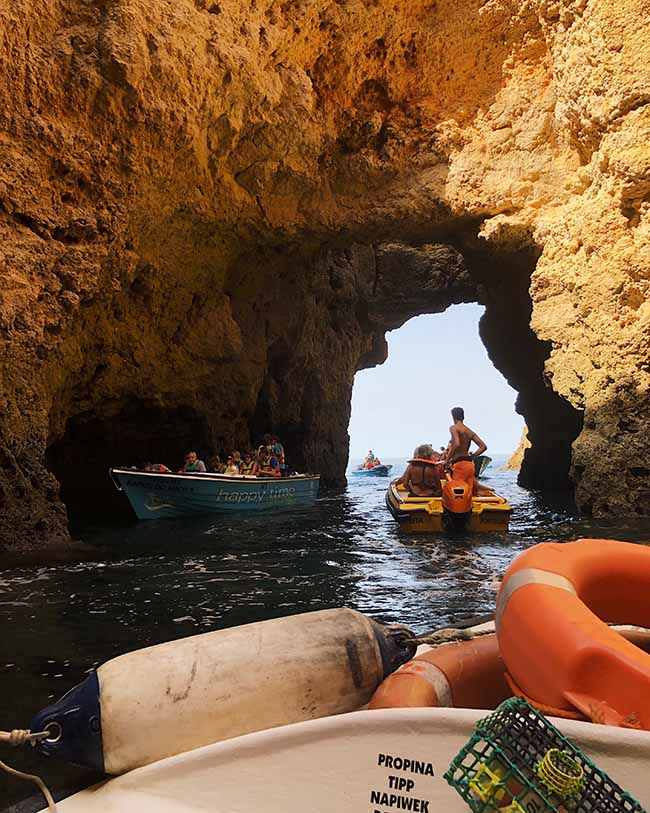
top-left (444, 698), bottom-right (645, 813)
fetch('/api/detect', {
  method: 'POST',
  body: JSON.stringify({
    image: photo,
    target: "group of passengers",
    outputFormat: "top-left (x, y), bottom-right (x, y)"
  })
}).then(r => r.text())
top-left (395, 407), bottom-right (488, 498)
top-left (361, 450), bottom-right (384, 469)
top-left (208, 434), bottom-right (286, 478)
top-left (144, 434), bottom-right (286, 479)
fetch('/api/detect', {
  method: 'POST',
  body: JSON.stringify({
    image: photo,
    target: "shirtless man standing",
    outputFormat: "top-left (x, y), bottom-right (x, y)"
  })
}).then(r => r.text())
top-left (447, 407), bottom-right (487, 493)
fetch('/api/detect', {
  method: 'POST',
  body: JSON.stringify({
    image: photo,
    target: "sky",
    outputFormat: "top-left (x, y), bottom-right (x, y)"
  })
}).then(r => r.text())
top-left (348, 304), bottom-right (525, 460)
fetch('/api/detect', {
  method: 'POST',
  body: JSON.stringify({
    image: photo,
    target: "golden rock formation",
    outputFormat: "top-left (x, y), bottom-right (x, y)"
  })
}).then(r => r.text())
top-left (0, 0), bottom-right (649, 547)
top-left (505, 428), bottom-right (532, 471)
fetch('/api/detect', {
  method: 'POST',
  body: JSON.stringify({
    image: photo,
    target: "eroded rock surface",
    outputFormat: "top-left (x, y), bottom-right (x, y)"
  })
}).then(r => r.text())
top-left (1, 0), bottom-right (648, 547)
top-left (505, 428), bottom-right (531, 471)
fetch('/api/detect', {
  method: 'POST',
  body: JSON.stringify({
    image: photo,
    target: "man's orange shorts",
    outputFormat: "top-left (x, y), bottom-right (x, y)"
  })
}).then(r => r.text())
top-left (451, 459), bottom-right (476, 494)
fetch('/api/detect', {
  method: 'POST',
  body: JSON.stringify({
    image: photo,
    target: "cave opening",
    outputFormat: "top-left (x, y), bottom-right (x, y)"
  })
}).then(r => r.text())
top-left (348, 232), bottom-right (584, 495)
top-left (348, 304), bottom-right (526, 465)
top-left (44, 227), bottom-right (585, 535)
top-left (46, 402), bottom-right (212, 529)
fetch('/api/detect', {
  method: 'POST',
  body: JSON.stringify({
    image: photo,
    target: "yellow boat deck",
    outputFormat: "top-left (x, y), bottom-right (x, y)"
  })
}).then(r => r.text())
top-left (386, 481), bottom-right (511, 533)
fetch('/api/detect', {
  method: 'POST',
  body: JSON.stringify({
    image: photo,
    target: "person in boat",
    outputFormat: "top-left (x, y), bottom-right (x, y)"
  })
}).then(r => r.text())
top-left (363, 450), bottom-right (376, 469)
top-left (143, 462), bottom-right (171, 473)
top-left (180, 451), bottom-right (206, 473)
top-left (248, 449), bottom-right (261, 476)
top-left (258, 433), bottom-right (273, 456)
top-left (257, 447), bottom-right (281, 477)
top-left (224, 454), bottom-right (240, 476)
top-left (447, 407), bottom-right (487, 494)
top-left (208, 453), bottom-right (225, 473)
top-left (395, 444), bottom-right (445, 497)
top-left (240, 451), bottom-right (255, 475)
top-left (271, 435), bottom-right (286, 475)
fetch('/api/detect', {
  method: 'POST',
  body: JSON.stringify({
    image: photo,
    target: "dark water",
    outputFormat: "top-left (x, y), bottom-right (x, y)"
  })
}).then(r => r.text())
top-left (2, 456), bottom-right (650, 810)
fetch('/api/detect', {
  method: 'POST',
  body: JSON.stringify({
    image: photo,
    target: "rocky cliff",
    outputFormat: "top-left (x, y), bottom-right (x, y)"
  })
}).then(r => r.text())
top-left (1, 0), bottom-right (649, 548)
top-left (505, 427), bottom-right (531, 471)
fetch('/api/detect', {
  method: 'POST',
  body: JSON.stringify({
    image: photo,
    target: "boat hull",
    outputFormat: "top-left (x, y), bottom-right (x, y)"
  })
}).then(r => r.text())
top-left (351, 464), bottom-right (393, 477)
top-left (110, 468), bottom-right (320, 520)
top-left (39, 707), bottom-right (650, 812)
top-left (385, 481), bottom-right (511, 533)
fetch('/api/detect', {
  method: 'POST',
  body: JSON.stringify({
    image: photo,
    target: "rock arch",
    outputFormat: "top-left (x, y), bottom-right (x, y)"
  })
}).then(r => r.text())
top-left (41, 235), bottom-right (582, 531)
top-left (0, 0), bottom-right (648, 547)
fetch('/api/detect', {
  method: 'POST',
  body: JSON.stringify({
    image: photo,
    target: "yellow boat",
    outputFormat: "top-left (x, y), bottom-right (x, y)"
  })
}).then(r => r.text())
top-left (385, 480), bottom-right (511, 533)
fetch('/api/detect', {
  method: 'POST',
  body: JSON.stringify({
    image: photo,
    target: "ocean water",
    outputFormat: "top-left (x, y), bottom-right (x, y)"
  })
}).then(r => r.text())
top-left (2, 455), bottom-right (650, 810)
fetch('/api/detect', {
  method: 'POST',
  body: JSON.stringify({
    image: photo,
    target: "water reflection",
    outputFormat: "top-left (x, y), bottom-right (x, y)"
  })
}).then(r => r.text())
top-left (2, 456), bottom-right (650, 810)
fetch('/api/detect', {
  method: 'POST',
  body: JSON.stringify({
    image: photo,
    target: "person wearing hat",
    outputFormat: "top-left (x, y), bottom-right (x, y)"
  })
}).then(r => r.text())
top-left (395, 444), bottom-right (444, 497)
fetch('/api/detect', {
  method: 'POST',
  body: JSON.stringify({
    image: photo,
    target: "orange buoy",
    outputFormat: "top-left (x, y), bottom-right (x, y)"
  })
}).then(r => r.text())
top-left (368, 634), bottom-right (511, 710)
top-left (496, 538), bottom-right (650, 729)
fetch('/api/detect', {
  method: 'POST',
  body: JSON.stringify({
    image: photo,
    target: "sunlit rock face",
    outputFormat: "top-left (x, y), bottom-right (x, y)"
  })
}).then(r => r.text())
top-left (0, 0), bottom-right (648, 548)
top-left (505, 428), bottom-right (531, 471)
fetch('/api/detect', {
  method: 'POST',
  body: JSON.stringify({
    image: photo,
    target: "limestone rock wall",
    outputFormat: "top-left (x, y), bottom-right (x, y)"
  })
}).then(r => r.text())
top-left (0, 0), bottom-right (648, 547)
top-left (505, 428), bottom-right (531, 471)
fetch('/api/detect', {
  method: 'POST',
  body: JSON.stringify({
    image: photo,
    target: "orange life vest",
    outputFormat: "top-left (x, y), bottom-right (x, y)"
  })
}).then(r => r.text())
top-left (405, 459), bottom-right (444, 496)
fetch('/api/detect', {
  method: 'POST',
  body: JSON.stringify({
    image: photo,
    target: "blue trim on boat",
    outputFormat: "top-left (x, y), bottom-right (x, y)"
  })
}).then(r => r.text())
top-left (31, 671), bottom-right (104, 772)
top-left (110, 468), bottom-right (320, 520)
top-left (351, 464), bottom-right (393, 477)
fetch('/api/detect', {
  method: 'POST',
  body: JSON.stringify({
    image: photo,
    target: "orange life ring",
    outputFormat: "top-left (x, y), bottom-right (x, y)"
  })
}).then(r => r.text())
top-left (496, 538), bottom-right (650, 729)
top-left (368, 634), bottom-right (511, 710)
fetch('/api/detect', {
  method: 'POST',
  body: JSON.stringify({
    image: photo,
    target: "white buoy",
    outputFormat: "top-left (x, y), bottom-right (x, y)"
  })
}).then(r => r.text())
top-left (31, 608), bottom-right (415, 774)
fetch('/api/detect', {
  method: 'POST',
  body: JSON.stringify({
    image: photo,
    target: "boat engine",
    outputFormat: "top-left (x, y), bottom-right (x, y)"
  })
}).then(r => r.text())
top-left (441, 479), bottom-right (473, 532)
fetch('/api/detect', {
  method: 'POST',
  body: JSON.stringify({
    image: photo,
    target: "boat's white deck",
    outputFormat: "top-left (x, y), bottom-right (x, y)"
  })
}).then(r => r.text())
top-left (44, 708), bottom-right (650, 812)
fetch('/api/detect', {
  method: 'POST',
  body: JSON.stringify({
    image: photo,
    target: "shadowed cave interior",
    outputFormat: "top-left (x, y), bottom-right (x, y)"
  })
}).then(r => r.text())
top-left (45, 233), bottom-right (584, 528)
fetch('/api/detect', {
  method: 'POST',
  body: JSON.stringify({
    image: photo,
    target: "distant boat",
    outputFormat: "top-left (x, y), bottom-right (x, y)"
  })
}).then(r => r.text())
top-left (110, 468), bottom-right (320, 520)
top-left (474, 455), bottom-right (492, 478)
top-left (351, 464), bottom-right (393, 477)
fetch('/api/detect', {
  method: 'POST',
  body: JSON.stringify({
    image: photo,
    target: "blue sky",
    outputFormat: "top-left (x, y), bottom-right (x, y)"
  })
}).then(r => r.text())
top-left (348, 304), bottom-right (524, 459)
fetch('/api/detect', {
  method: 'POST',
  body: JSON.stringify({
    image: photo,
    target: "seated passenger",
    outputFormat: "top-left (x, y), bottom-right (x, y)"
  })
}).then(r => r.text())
top-left (144, 462), bottom-right (171, 473)
top-left (224, 455), bottom-right (239, 476)
top-left (208, 454), bottom-right (223, 473)
top-left (258, 448), bottom-right (281, 477)
top-left (240, 451), bottom-right (255, 475)
top-left (180, 451), bottom-right (206, 473)
top-left (249, 450), bottom-right (261, 476)
top-left (395, 444), bottom-right (445, 497)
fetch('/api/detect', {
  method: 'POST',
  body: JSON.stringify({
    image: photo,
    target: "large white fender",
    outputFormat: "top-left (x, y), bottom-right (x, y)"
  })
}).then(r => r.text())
top-left (31, 608), bottom-right (414, 774)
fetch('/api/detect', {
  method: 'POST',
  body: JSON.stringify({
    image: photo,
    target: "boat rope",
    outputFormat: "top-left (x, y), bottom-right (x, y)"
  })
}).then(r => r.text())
top-left (0, 729), bottom-right (58, 812)
top-left (0, 728), bottom-right (51, 746)
top-left (411, 620), bottom-right (650, 648)
top-left (413, 626), bottom-right (495, 646)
